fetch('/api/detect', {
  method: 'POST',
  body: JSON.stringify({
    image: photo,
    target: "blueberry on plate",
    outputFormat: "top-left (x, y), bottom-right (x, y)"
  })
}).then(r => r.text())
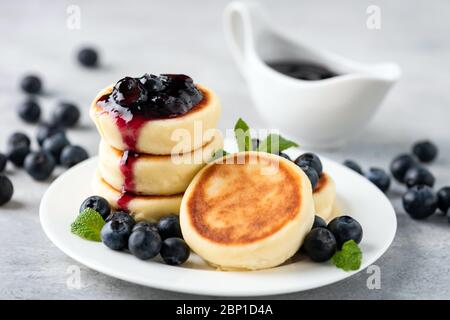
top-left (79, 195), bottom-right (111, 220)
top-left (42, 132), bottom-right (70, 164)
top-left (18, 99), bottom-right (41, 124)
top-left (436, 186), bottom-right (450, 213)
top-left (402, 185), bottom-right (437, 219)
top-left (60, 145), bottom-right (88, 168)
top-left (8, 132), bottom-right (31, 149)
top-left (101, 219), bottom-right (133, 251)
top-left (36, 123), bottom-right (65, 146)
top-left (157, 215), bottom-right (182, 240)
top-left (404, 165), bottom-right (435, 188)
top-left (312, 215), bottom-right (327, 229)
top-left (294, 153), bottom-right (323, 176)
top-left (51, 102), bottom-right (80, 127)
top-left (343, 160), bottom-right (363, 175)
top-left (6, 144), bottom-right (30, 167)
top-left (0, 153), bottom-right (7, 172)
top-left (20, 74), bottom-right (42, 94)
top-left (0, 175), bottom-right (14, 206)
top-left (278, 152), bottom-right (291, 161)
top-left (24, 151), bottom-right (55, 181)
top-left (77, 47), bottom-right (99, 68)
top-left (302, 228), bottom-right (337, 262)
top-left (160, 238), bottom-right (190, 265)
top-left (298, 165), bottom-right (319, 190)
top-left (412, 140), bottom-right (438, 163)
top-left (390, 154), bottom-right (417, 183)
top-left (128, 228), bottom-right (162, 260)
top-left (132, 221), bottom-right (158, 233)
top-left (327, 216), bottom-right (363, 248)
top-left (365, 167), bottom-right (391, 193)
top-left (106, 211), bottom-right (135, 229)
top-left (251, 138), bottom-right (260, 150)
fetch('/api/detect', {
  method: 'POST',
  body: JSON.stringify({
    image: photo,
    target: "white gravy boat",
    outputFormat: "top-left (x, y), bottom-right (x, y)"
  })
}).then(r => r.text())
top-left (224, 1), bottom-right (401, 148)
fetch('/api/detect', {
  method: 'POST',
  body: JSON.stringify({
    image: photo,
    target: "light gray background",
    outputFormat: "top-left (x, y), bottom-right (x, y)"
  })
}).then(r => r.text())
top-left (1, 0), bottom-right (449, 299)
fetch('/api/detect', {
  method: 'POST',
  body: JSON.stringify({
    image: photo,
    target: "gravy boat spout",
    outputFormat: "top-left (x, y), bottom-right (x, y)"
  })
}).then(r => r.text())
top-left (224, 1), bottom-right (401, 148)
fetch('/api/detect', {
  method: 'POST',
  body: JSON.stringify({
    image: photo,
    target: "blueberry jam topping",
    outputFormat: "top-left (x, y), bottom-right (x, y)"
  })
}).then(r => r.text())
top-left (266, 60), bottom-right (338, 81)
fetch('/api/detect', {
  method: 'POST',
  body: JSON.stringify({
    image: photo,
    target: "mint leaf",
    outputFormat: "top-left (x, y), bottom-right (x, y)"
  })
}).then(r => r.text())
top-left (257, 133), bottom-right (299, 154)
top-left (332, 240), bottom-right (362, 271)
top-left (210, 149), bottom-right (230, 162)
top-left (70, 208), bottom-right (105, 242)
top-left (234, 118), bottom-right (252, 152)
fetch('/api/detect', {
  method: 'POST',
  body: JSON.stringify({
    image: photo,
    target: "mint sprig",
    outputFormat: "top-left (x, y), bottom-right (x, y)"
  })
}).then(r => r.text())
top-left (234, 118), bottom-right (252, 152)
top-left (257, 133), bottom-right (299, 154)
top-left (70, 208), bottom-right (105, 242)
top-left (332, 240), bottom-right (362, 271)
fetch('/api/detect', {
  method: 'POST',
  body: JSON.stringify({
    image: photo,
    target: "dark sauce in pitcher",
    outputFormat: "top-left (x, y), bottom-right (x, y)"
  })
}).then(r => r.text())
top-left (266, 60), bottom-right (338, 81)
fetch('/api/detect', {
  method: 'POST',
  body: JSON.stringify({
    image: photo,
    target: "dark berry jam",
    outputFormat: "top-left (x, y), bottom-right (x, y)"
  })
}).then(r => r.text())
top-left (266, 60), bottom-right (337, 80)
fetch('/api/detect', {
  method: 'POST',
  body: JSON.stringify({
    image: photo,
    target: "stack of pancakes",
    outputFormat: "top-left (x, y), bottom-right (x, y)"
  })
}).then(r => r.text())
top-left (90, 84), bottom-right (223, 221)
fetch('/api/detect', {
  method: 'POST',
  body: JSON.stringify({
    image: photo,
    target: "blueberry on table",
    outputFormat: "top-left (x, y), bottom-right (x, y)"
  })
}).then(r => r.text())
top-left (390, 154), bottom-right (417, 183)
top-left (36, 123), bottom-right (65, 146)
top-left (298, 165), bottom-right (319, 190)
top-left (77, 47), bottom-right (99, 68)
top-left (7, 145), bottom-right (30, 167)
top-left (412, 140), bottom-right (438, 163)
top-left (51, 102), bottom-right (80, 127)
top-left (294, 153), bottom-right (323, 176)
top-left (24, 151), bottom-right (55, 181)
top-left (8, 132), bottom-right (31, 149)
top-left (0, 153), bottom-right (7, 172)
top-left (132, 221), bottom-right (158, 233)
top-left (402, 185), bottom-right (437, 219)
top-left (0, 175), bottom-right (14, 206)
top-left (42, 132), bottom-right (70, 164)
top-left (101, 219), bottom-right (133, 251)
top-left (302, 228), bottom-right (337, 262)
top-left (80, 196), bottom-right (111, 220)
top-left (20, 74), bottom-right (42, 94)
top-left (157, 215), bottom-right (182, 240)
top-left (365, 167), bottom-right (391, 193)
top-left (404, 165), bottom-right (435, 188)
top-left (327, 216), bottom-right (363, 248)
top-left (343, 160), bottom-right (363, 175)
top-left (437, 186), bottom-right (450, 213)
top-left (128, 228), bottom-right (162, 260)
top-left (312, 215), bottom-right (327, 229)
top-left (160, 238), bottom-right (190, 265)
top-left (18, 99), bottom-right (41, 124)
top-left (60, 145), bottom-right (88, 168)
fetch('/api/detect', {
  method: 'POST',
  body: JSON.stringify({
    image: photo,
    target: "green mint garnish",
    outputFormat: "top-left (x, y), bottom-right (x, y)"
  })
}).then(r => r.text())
top-left (332, 240), bottom-right (362, 271)
top-left (234, 118), bottom-right (252, 152)
top-left (70, 208), bottom-right (105, 242)
top-left (257, 133), bottom-right (299, 154)
top-left (210, 149), bottom-right (230, 162)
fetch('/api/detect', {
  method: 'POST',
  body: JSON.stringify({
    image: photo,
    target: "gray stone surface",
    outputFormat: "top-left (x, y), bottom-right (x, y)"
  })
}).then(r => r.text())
top-left (0, 0), bottom-right (449, 299)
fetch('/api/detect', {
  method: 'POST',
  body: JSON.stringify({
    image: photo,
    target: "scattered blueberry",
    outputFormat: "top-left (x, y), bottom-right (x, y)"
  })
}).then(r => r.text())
top-left (365, 167), bottom-right (391, 193)
top-left (0, 175), bottom-right (14, 206)
top-left (302, 228), bottom-right (337, 262)
top-left (298, 164), bottom-right (319, 190)
top-left (20, 74), bottom-right (42, 94)
top-left (101, 219), bottom-right (133, 251)
top-left (8, 132), bottom-right (31, 149)
top-left (437, 186), bottom-right (450, 213)
top-left (251, 138), bottom-right (260, 150)
top-left (402, 185), bottom-right (437, 219)
top-left (312, 215), bottom-right (327, 229)
top-left (24, 151), bottom-right (55, 181)
top-left (6, 145), bottom-right (30, 167)
top-left (412, 140), bottom-right (438, 163)
top-left (42, 132), bottom-right (70, 164)
top-left (132, 221), bottom-right (158, 233)
top-left (343, 160), bottom-right (363, 175)
top-left (294, 153), bottom-right (323, 176)
top-left (157, 215), bottom-right (182, 240)
top-left (79, 196), bottom-right (111, 220)
top-left (18, 99), bottom-right (41, 123)
top-left (327, 216), bottom-right (363, 248)
top-left (51, 102), bottom-right (80, 127)
top-left (36, 123), bottom-right (65, 146)
top-left (278, 152), bottom-right (291, 161)
top-left (390, 154), bottom-right (417, 183)
top-left (105, 211), bottom-right (135, 230)
top-left (0, 153), bottom-right (7, 172)
top-left (128, 228), bottom-right (162, 260)
top-left (160, 238), bottom-right (190, 265)
top-left (77, 47), bottom-right (99, 68)
top-left (404, 165), bottom-right (435, 188)
top-left (60, 145), bottom-right (88, 167)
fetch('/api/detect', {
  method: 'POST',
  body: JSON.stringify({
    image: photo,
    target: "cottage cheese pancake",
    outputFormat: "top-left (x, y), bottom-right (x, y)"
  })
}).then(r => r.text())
top-left (313, 172), bottom-right (337, 222)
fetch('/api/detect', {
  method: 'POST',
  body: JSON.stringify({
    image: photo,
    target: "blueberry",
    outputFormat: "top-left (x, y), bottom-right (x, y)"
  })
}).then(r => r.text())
top-left (343, 159), bottom-right (363, 175)
top-left (160, 238), bottom-right (190, 265)
top-left (80, 196), bottom-right (111, 220)
top-left (20, 74), bottom-right (42, 94)
top-left (365, 167), bottom-right (391, 193)
top-left (298, 165), bottom-right (319, 190)
top-left (294, 153), bottom-right (323, 176)
top-left (302, 228), bottom-right (337, 262)
top-left (106, 211), bottom-right (135, 230)
top-left (77, 47), bottom-right (99, 68)
top-left (437, 187), bottom-right (450, 213)
top-left (404, 166), bottom-right (435, 188)
top-left (327, 216), bottom-right (363, 248)
top-left (157, 215), bottom-right (182, 240)
top-left (18, 99), bottom-right (41, 123)
top-left (36, 123), bottom-right (65, 146)
top-left (140, 74), bottom-right (165, 92)
top-left (402, 185), bottom-right (437, 219)
top-left (251, 138), bottom-right (260, 150)
top-left (101, 219), bottom-right (132, 251)
top-left (0, 153), bottom-right (7, 172)
top-left (390, 154), bottom-right (417, 183)
top-left (51, 102), bottom-right (80, 127)
top-left (132, 221), bottom-right (158, 233)
top-left (7, 145), bottom-right (30, 167)
top-left (60, 145), bottom-right (88, 167)
top-left (412, 140), bottom-right (438, 163)
top-left (8, 132), bottom-right (31, 149)
top-left (128, 229), bottom-right (162, 260)
top-left (24, 151), bottom-right (55, 181)
top-left (447, 208), bottom-right (450, 224)
top-left (0, 175), bottom-right (14, 206)
top-left (113, 77), bottom-right (147, 107)
top-left (312, 215), bottom-right (327, 229)
top-left (42, 132), bottom-right (70, 164)
top-left (278, 152), bottom-right (291, 161)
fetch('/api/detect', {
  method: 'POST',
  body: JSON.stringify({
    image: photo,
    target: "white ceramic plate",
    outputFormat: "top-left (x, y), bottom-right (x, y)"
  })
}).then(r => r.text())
top-left (40, 145), bottom-right (396, 297)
